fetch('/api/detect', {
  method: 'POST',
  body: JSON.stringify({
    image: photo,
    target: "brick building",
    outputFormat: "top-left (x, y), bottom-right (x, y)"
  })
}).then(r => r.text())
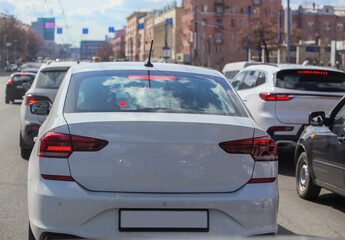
top-left (179, 0), bottom-right (282, 71)
top-left (292, 5), bottom-right (345, 44)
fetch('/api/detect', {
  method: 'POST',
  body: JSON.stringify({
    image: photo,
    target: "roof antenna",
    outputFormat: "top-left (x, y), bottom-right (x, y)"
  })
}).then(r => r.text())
top-left (145, 40), bottom-right (154, 67)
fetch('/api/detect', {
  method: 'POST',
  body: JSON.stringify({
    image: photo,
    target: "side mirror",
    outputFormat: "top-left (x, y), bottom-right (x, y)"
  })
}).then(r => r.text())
top-left (309, 111), bottom-right (326, 126)
top-left (30, 101), bottom-right (51, 115)
top-left (23, 82), bottom-right (32, 91)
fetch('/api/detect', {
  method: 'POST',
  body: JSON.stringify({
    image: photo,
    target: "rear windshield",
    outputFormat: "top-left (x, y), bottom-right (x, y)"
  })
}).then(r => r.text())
top-left (64, 70), bottom-right (247, 117)
top-left (12, 74), bottom-right (35, 82)
top-left (37, 70), bottom-right (68, 89)
top-left (276, 69), bottom-right (345, 92)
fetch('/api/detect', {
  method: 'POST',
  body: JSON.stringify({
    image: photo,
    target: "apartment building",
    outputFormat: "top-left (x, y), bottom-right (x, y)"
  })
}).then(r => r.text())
top-left (179, 0), bottom-right (282, 70)
top-left (126, 12), bottom-right (148, 61)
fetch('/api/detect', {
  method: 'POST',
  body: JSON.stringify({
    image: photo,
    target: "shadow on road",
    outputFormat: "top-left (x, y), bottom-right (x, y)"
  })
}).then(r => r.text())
top-left (315, 193), bottom-right (345, 213)
top-left (278, 151), bottom-right (295, 177)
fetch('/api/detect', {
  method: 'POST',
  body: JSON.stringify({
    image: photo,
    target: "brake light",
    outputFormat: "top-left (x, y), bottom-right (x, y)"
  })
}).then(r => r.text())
top-left (21, 73), bottom-right (27, 76)
top-left (128, 75), bottom-right (175, 80)
top-left (259, 93), bottom-right (292, 101)
top-left (7, 79), bottom-right (12, 84)
top-left (219, 136), bottom-right (278, 183)
top-left (219, 136), bottom-right (278, 161)
top-left (298, 70), bottom-right (327, 75)
top-left (39, 132), bottom-right (108, 158)
top-left (24, 94), bottom-right (51, 105)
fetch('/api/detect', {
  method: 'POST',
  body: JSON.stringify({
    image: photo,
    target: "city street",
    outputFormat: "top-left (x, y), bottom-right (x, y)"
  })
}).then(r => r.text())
top-left (0, 72), bottom-right (344, 239)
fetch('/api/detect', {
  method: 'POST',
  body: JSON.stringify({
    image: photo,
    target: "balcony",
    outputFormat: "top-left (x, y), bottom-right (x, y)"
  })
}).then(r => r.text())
top-left (215, 0), bottom-right (224, 4)
top-left (215, 11), bottom-right (224, 17)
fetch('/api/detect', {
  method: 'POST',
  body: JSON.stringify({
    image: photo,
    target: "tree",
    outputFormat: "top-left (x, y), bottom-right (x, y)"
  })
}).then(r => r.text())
top-left (0, 15), bottom-right (41, 63)
top-left (96, 43), bottom-right (114, 62)
top-left (239, 15), bottom-right (281, 63)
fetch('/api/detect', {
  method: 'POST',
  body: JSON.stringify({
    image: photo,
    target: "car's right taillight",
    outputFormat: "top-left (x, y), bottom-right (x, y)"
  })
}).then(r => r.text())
top-left (24, 94), bottom-right (51, 105)
top-left (219, 136), bottom-right (278, 183)
top-left (39, 131), bottom-right (108, 158)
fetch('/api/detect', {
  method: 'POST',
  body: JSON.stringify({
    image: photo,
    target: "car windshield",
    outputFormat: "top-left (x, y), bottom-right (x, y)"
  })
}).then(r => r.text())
top-left (36, 70), bottom-right (68, 89)
top-left (64, 70), bottom-right (247, 116)
top-left (12, 74), bottom-right (35, 82)
top-left (276, 69), bottom-right (345, 92)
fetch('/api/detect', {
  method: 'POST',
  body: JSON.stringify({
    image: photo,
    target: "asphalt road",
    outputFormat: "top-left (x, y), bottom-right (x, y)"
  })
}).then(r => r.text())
top-left (0, 72), bottom-right (344, 239)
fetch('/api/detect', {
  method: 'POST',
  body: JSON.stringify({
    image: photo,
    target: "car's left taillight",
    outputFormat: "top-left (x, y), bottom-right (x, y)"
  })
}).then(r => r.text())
top-left (39, 131), bottom-right (108, 158)
top-left (219, 136), bottom-right (278, 183)
top-left (6, 79), bottom-right (12, 85)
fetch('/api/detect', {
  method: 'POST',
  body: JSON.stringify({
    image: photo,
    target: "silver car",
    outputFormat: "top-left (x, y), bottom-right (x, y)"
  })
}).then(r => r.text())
top-left (19, 62), bottom-right (80, 159)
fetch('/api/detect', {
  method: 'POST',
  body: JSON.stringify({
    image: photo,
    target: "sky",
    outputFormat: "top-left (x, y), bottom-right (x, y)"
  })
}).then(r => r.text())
top-left (0, 0), bottom-right (343, 47)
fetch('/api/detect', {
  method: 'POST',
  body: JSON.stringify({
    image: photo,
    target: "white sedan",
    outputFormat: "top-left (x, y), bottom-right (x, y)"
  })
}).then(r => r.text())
top-left (28, 62), bottom-right (278, 239)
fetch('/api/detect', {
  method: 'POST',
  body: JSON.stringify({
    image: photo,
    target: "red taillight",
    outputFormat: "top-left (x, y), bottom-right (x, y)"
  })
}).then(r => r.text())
top-left (24, 94), bottom-right (51, 105)
top-left (7, 79), bottom-right (12, 84)
top-left (39, 132), bottom-right (108, 158)
top-left (259, 93), bottom-right (292, 101)
top-left (219, 136), bottom-right (278, 184)
top-left (219, 136), bottom-right (278, 161)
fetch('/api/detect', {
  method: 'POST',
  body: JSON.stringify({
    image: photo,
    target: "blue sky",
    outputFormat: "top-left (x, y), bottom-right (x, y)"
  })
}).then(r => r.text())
top-left (0, 0), bottom-right (343, 47)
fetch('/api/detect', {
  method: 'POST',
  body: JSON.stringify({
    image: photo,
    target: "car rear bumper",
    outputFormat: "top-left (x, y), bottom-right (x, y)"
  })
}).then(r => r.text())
top-left (28, 179), bottom-right (278, 239)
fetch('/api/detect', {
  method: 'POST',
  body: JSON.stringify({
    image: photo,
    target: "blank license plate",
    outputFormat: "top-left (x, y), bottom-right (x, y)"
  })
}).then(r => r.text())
top-left (16, 85), bottom-right (24, 89)
top-left (119, 209), bottom-right (209, 232)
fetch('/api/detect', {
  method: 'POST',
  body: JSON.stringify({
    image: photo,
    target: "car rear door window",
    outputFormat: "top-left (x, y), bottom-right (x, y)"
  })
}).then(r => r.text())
top-left (64, 70), bottom-right (248, 117)
top-left (276, 69), bottom-right (345, 92)
top-left (37, 70), bottom-right (68, 89)
top-left (238, 71), bottom-right (259, 90)
top-left (12, 75), bottom-right (35, 82)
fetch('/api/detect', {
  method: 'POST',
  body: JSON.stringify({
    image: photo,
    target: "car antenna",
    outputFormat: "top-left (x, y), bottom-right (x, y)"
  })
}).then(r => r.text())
top-left (144, 40), bottom-right (154, 67)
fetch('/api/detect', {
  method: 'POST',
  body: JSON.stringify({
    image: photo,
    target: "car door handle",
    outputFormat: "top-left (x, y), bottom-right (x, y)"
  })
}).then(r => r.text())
top-left (243, 98), bottom-right (247, 102)
top-left (337, 136), bottom-right (345, 143)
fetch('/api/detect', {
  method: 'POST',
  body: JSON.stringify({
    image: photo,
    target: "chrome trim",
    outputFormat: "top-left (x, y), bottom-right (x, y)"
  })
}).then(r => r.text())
top-left (314, 160), bottom-right (345, 170)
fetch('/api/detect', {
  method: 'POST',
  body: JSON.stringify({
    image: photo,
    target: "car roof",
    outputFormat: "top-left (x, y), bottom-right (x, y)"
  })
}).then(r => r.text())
top-left (38, 62), bottom-right (80, 71)
top-left (242, 63), bottom-right (345, 73)
top-left (70, 62), bottom-right (225, 78)
top-left (10, 72), bottom-right (36, 77)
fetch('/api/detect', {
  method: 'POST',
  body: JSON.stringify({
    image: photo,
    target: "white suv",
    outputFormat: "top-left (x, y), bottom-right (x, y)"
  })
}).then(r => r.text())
top-left (19, 62), bottom-right (80, 159)
top-left (232, 64), bottom-right (345, 150)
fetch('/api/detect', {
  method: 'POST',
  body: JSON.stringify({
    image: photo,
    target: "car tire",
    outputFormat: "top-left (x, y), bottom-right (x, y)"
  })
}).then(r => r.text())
top-left (20, 133), bottom-right (32, 160)
top-left (5, 96), bottom-right (10, 104)
top-left (28, 224), bottom-right (36, 240)
top-left (296, 152), bottom-right (321, 200)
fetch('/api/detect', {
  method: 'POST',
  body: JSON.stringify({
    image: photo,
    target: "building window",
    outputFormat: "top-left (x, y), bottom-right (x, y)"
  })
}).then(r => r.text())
top-left (202, 5), bottom-right (208, 12)
top-left (215, 33), bottom-right (222, 44)
top-left (240, 20), bottom-right (245, 28)
top-left (231, 19), bottom-right (236, 27)
top-left (216, 46), bottom-right (222, 53)
top-left (230, 47), bottom-right (236, 54)
top-left (202, 19), bottom-right (208, 26)
top-left (216, 20), bottom-right (223, 29)
top-left (308, 22), bottom-right (314, 30)
top-left (216, 6), bottom-right (223, 13)
top-left (337, 23), bottom-right (344, 31)
top-left (231, 7), bottom-right (236, 13)
top-left (231, 33), bottom-right (235, 40)
top-left (202, 32), bottom-right (206, 39)
top-left (240, 8), bottom-right (244, 14)
top-left (325, 22), bottom-right (330, 30)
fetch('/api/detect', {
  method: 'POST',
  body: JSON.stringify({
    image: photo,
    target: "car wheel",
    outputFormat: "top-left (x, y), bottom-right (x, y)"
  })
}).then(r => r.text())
top-left (20, 133), bottom-right (32, 160)
top-left (296, 152), bottom-right (321, 200)
top-left (5, 96), bottom-right (10, 104)
top-left (28, 224), bottom-right (36, 240)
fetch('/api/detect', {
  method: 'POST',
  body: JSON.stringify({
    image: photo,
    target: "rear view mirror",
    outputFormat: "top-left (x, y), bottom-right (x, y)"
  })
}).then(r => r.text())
top-left (30, 101), bottom-right (51, 115)
top-left (309, 111), bottom-right (325, 126)
top-left (23, 82), bottom-right (32, 91)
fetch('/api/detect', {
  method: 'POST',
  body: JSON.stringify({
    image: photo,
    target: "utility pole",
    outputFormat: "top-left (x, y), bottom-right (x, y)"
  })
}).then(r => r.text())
top-left (247, 6), bottom-right (251, 61)
top-left (194, 3), bottom-right (199, 66)
top-left (287, 0), bottom-right (291, 63)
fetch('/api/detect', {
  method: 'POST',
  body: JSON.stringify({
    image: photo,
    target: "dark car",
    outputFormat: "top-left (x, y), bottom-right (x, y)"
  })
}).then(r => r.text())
top-left (295, 96), bottom-right (345, 200)
top-left (5, 72), bottom-right (36, 104)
